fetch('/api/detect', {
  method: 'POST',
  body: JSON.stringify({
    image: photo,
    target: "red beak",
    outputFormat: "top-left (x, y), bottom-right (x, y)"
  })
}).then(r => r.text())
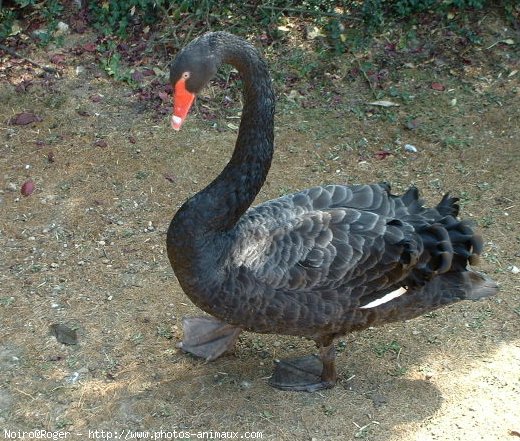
top-left (171, 78), bottom-right (195, 130)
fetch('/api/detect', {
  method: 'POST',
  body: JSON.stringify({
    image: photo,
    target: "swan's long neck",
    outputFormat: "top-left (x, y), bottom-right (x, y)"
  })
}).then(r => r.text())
top-left (199, 38), bottom-right (275, 231)
top-left (167, 34), bottom-right (275, 294)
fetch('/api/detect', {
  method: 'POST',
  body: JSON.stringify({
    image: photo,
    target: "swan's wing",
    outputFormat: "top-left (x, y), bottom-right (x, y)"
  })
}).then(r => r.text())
top-left (231, 184), bottom-right (416, 292)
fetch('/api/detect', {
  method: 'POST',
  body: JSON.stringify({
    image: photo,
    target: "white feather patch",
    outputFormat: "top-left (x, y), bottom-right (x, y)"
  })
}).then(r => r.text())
top-left (359, 287), bottom-right (407, 309)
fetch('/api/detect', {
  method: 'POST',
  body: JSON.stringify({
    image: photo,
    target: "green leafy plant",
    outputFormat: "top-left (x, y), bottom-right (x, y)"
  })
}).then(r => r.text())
top-left (373, 340), bottom-right (401, 357)
top-left (0, 0), bottom-right (62, 42)
top-left (88, 0), bottom-right (170, 37)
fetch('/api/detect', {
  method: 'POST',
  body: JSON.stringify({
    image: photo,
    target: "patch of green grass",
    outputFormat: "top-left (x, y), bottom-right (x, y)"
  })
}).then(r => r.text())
top-left (66, 355), bottom-right (79, 369)
top-left (442, 135), bottom-right (470, 149)
top-left (389, 366), bottom-right (407, 377)
top-left (55, 419), bottom-right (72, 430)
top-left (479, 215), bottom-right (496, 228)
top-left (0, 296), bottom-right (15, 306)
top-left (44, 93), bottom-right (67, 110)
top-left (467, 308), bottom-right (493, 330)
top-left (354, 421), bottom-right (380, 439)
top-left (476, 182), bottom-right (492, 191)
top-left (322, 404), bottom-right (336, 416)
top-left (135, 170), bottom-right (150, 180)
top-left (336, 339), bottom-right (348, 353)
top-left (388, 86), bottom-right (414, 104)
top-left (373, 340), bottom-right (401, 358)
top-left (131, 332), bottom-right (144, 345)
top-left (156, 325), bottom-right (173, 340)
top-left (426, 335), bottom-right (441, 345)
top-left (152, 405), bottom-right (173, 418)
top-left (278, 186), bottom-right (292, 196)
top-left (59, 181), bottom-right (72, 192)
top-left (482, 251), bottom-right (500, 266)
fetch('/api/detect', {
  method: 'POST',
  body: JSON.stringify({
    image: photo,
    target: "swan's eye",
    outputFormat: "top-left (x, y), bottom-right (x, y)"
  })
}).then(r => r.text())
top-left (181, 72), bottom-right (190, 80)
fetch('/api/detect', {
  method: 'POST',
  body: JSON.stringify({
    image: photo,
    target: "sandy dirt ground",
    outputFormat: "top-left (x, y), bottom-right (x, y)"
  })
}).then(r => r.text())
top-left (1, 14), bottom-right (519, 441)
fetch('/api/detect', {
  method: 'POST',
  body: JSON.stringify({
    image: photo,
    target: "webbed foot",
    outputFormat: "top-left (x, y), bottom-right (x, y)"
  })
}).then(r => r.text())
top-left (269, 355), bottom-right (335, 391)
top-left (177, 316), bottom-right (242, 361)
top-left (269, 344), bottom-right (338, 392)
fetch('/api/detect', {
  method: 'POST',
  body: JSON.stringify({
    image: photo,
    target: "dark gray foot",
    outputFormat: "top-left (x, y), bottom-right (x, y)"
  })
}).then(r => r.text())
top-left (268, 355), bottom-right (336, 392)
top-left (177, 316), bottom-right (242, 361)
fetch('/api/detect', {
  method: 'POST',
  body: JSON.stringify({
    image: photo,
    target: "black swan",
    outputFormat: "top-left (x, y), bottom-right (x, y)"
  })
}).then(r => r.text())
top-left (167, 32), bottom-right (497, 391)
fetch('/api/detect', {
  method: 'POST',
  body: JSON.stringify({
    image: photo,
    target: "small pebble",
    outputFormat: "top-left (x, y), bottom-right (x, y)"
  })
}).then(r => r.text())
top-left (240, 380), bottom-right (252, 389)
top-left (66, 372), bottom-right (80, 384)
top-left (55, 22), bottom-right (70, 36)
top-left (404, 144), bottom-right (418, 153)
top-left (49, 323), bottom-right (78, 345)
top-left (510, 265), bottom-right (519, 274)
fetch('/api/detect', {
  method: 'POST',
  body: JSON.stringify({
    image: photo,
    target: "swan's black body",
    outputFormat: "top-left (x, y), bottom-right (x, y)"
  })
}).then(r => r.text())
top-left (167, 32), bottom-right (497, 391)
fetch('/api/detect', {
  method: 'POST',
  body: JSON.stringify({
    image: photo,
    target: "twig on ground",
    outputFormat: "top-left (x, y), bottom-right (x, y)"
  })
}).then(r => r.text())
top-left (0, 43), bottom-right (58, 74)
top-left (245, 4), bottom-right (362, 21)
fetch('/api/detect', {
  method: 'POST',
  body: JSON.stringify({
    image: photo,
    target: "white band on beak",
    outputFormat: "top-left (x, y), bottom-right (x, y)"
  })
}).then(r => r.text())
top-left (171, 115), bottom-right (183, 131)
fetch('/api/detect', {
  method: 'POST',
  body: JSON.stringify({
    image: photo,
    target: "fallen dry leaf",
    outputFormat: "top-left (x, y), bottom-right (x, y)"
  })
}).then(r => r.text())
top-left (20, 179), bottom-right (35, 196)
top-left (94, 139), bottom-right (107, 148)
top-left (9, 112), bottom-right (43, 125)
top-left (90, 94), bottom-right (103, 103)
top-left (158, 91), bottom-right (170, 103)
top-left (83, 42), bottom-right (97, 52)
top-left (15, 80), bottom-right (33, 93)
top-left (131, 70), bottom-right (144, 82)
top-left (142, 68), bottom-right (155, 77)
top-left (368, 100), bottom-right (399, 107)
top-left (163, 173), bottom-right (176, 183)
top-left (374, 150), bottom-right (392, 160)
top-left (50, 54), bottom-right (66, 64)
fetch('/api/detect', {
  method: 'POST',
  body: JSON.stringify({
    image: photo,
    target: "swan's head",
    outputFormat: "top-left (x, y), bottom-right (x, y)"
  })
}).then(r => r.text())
top-left (170, 36), bottom-right (219, 130)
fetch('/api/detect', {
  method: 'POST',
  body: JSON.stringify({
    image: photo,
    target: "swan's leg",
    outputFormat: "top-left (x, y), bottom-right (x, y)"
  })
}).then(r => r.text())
top-left (177, 316), bottom-right (242, 361)
top-left (268, 341), bottom-right (337, 392)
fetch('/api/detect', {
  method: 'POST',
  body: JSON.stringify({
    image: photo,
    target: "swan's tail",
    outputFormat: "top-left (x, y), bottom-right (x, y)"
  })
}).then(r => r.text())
top-left (392, 187), bottom-right (484, 284)
top-left (361, 270), bottom-right (498, 327)
top-left (359, 187), bottom-right (499, 326)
